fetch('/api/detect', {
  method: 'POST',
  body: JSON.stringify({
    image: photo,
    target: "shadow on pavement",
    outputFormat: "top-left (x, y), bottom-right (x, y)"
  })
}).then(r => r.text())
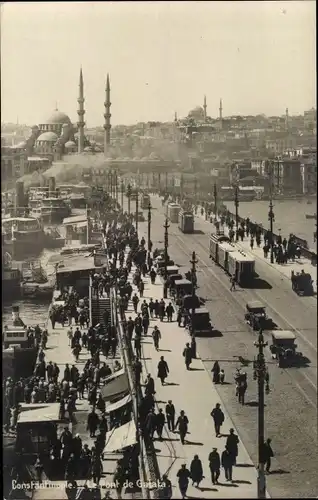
top-left (190, 367), bottom-right (205, 371)
top-left (165, 382), bottom-right (180, 386)
top-left (186, 440), bottom-right (204, 446)
top-left (211, 329), bottom-right (223, 338)
top-left (192, 229), bottom-right (205, 235)
top-left (199, 487), bottom-right (218, 492)
top-left (244, 401), bottom-right (267, 408)
top-left (233, 479), bottom-right (252, 484)
top-left (159, 349), bottom-right (172, 352)
top-left (269, 469), bottom-right (290, 475)
top-left (236, 463), bottom-right (254, 468)
top-left (245, 278), bottom-right (272, 290)
top-left (217, 482), bottom-right (238, 487)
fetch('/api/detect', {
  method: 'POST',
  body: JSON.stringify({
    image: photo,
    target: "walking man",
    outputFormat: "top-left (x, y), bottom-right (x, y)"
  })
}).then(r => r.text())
top-left (210, 403), bottom-right (225, 437)
top-left (165, 400), bottom-right (176, 432)
top-left (152, 326), bottom-right (161, 351)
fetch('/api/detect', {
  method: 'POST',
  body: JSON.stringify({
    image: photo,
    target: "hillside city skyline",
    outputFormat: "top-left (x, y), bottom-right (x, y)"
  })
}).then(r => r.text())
top-left (1, 1), bottom-right (316, 127)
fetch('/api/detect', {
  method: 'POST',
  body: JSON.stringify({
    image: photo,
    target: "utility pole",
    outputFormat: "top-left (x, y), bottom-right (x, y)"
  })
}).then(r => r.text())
top-left (147, 201), bottom-right (152, 267)
top-left (152, 172), bottom-right (155, 190)
top-left (190, 251), bottom-right (198, 335)
top-left (158, 172), bottom-right (161, 194)
top-left (253, 330), bottom-right (270, 499)
top-left (234, 184), bottom-right (239, 241)
top-left (194, 178), bottom-right (198, 206)
top-left (165, 172), bottom-right (168, 192)
top-left (121, 180), bottom-right (124, 209)
top-left (127, 184), bottom-right (131, 215)
top-left (110, 171), bottom-right (113, 199)
top-left (268, 161), bottom-right (275, 264)
top-left (163, 219), bottom-right (170, 298)
top-left (135, 190), bottom-right (139, 234)
top-left (180, 173), bottom-right (184, 203)
top-left (213, 182), bottom-right (218, 220)
top-left (115, 171), bottom-right (118, 203)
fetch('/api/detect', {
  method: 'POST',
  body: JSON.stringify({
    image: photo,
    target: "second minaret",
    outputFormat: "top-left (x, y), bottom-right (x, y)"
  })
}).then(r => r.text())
top-left (104, 73), bottom-right (111, 156)
top-left (77, 67), bottom-right (85, 154)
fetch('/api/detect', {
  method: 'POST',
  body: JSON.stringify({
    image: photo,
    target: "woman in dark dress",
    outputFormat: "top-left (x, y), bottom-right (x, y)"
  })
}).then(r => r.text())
top-left (190, 454), bottom-right (204, 487)
top-left (211, 361), bottom-right (220, 384)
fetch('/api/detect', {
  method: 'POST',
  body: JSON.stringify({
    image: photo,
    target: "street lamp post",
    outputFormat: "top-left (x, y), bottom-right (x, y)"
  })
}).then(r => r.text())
top-left (180, 174), bottom-right (184, 203)
top-left (213, 182), bottom-right (218, 220)
top-left (268, 162), bottom-right (275, 264)
top-left (127, 184), bottom-right (131, 215)
top-left (190, 251), bottom-right (198, 334)
top-left (121, 180), bottom-right (124, 210)
top-left (163, 219), bottom-right (170, 298)
top-left (165, 172), bottom-right (168, 192)
top-left (253, 330), bottom-right (270, 499)
top-left (135, 191), bottom-right (139, 234)
top-left (110, 171), bottom-right (113, 199)
top-left (147, 201), bottom-right (152, 267)
top-left (234, 184), bottom-right (239, 241)
top-left (115, 172), bottom-right (118, 203)
top-left (158, 173), bottom-right (161, 194)
top-left (194, 178), bottom-right (198, 207)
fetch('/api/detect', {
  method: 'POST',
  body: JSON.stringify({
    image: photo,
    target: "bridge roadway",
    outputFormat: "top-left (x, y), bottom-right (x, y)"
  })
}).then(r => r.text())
top-left (122, 194), bottom-right (318, 499)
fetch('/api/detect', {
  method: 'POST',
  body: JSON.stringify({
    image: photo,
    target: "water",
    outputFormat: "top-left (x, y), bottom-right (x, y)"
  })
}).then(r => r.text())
top-left (225, 199), bottom-right (317, 248)
top-left (2, 247), bottom-right (59, 327)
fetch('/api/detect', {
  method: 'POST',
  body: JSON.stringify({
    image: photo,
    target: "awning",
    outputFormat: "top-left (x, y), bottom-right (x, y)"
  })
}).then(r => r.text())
top-left (100, 369), bottom-right (129, 402)
top-left (18, 403), bottom-right (60, 424)
top-left (104, 420), bottom-right (137, 453)
top-left (106, 394), bottom-right (132, 413)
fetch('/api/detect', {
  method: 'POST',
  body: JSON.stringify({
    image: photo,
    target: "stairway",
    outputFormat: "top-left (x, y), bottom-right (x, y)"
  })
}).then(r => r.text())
top-left (91, 295), bottom-right (111, 328)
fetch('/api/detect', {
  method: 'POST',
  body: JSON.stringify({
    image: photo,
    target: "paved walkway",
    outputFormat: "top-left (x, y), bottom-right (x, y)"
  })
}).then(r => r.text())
top-left (125, 267), bottom-right (263, 498)
top-left (32, 316), bottom-right (126, 499)
top-left (194, 208), bottom-right (317, 293)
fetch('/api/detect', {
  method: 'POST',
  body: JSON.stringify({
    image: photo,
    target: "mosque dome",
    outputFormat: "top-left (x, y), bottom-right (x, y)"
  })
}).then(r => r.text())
top-left (42, 110), bottom-right (72, 125)
top-left (36, 131), bottom-right (59, 142)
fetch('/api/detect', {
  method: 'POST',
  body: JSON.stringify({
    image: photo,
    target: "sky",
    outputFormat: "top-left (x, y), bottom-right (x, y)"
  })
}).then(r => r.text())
top-left (1, 1), bottom-right (316, 127)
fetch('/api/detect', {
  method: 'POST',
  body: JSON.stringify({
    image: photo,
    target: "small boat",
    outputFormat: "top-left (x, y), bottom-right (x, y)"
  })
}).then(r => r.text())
top-left (305, 214), bottom-right (317, 220)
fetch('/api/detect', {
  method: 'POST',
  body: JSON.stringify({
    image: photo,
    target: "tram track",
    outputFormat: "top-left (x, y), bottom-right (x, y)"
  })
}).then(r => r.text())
top-left (149, 199), bottom-right (318, 400)
top-left (126, 195), bottom-right (318, 497)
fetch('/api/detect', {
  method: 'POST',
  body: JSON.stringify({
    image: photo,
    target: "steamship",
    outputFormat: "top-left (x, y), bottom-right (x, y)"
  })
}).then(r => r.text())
top-left (2, 216), bottom-right (45, 259)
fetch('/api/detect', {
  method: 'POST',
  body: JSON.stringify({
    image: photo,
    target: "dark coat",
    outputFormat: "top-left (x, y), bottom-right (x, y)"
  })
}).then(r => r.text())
top-left (190, 458), bottom-right (203, 482)
top-left (211, 407), bottom-right (224, 425)
top-left (208, 450), bottom-right (220, 470)
top-left (157, 360), bottom-right (169, 379)
top-left (183, 347), bottom-right (192, 364)
top-left (226, 433), bottom-right (239, 456)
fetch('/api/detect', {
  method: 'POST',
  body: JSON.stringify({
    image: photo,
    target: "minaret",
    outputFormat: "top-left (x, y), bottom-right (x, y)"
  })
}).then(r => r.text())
top-left (203, 95), bottom-right (207, 121)
top-left (77, 67), bottom-right (85, 154)
top-left (285, 107), bottom-right (289, 131)
top-left (219, 98), bottom-right (223, 129)
top-left (104, 73), bottom-right (111, 156)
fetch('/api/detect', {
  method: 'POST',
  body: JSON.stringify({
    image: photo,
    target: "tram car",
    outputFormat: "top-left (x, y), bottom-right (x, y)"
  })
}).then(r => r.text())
top-left (141, 193), bottom-right (150, 209)
top-left (178, 210), bottom-right (194, 234)
top-left (209, 233), bottom-right (255, 285)
top-left (228, 251), bottom-right (255, 285)
top-left (168, 203), bottom-right (181, 223)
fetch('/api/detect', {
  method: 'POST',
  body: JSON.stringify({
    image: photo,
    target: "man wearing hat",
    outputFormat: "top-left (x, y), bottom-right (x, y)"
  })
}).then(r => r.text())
top-left (208, 447), bottom-right (221, 485)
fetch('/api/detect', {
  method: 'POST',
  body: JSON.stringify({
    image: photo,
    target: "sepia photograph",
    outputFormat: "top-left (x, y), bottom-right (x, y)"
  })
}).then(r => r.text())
top-left (1, 2), bottom-right (316, 499)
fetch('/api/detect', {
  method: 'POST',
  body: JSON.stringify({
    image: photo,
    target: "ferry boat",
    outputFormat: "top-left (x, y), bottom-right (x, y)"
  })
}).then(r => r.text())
top-left (30, 197), bottom-right (71, 224)
top-left (20, 260), bottom-right (55, 300)
top-left (2, 216), bottom-right (45, 259)
top-left (2, 251), bottom-right (21, 300)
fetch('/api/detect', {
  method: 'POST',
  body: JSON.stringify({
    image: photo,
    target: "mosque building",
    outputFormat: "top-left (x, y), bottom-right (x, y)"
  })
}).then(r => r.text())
top-left (2, 68), bottom-right (111, 185)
